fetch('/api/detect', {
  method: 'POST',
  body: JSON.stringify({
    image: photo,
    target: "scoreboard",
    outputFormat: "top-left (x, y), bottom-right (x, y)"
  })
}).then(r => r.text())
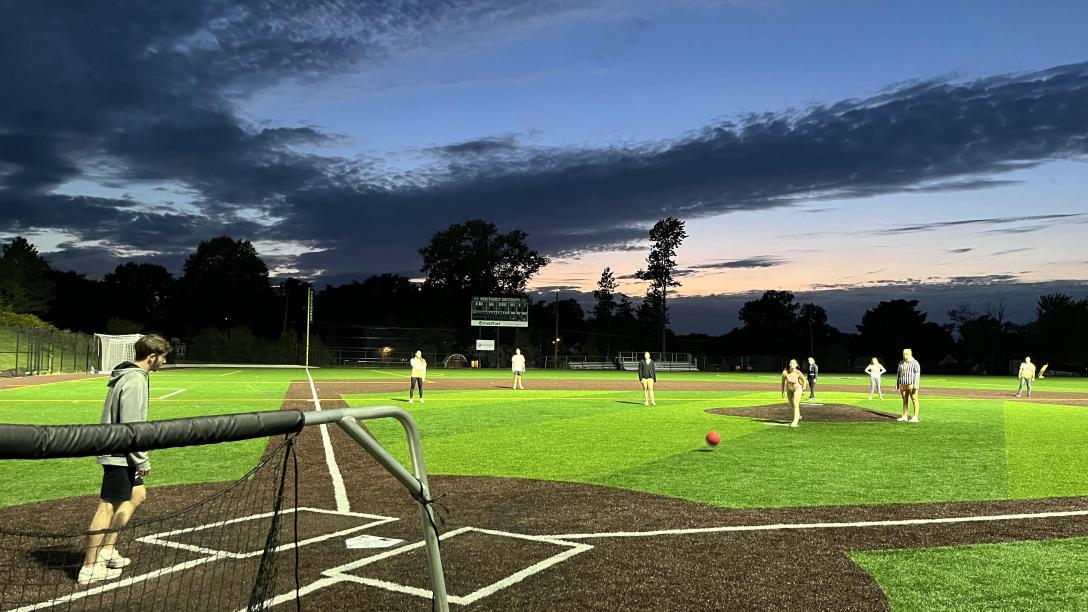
top-left (470, 296), bottom-right (529, 327)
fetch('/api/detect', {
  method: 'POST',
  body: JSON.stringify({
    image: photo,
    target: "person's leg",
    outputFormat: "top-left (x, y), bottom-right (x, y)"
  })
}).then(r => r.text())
top-left (409, 378), bottom-right (416, 401)
top-left (1027, 377), bottom-right (1033, 397)
top-left (101, 485), bottom-right (145, 554)
top-left (647, 379), bottom-right (656, 405)
top-left (808, 379), bottom-right (815, 399)
top-left (898, 388), bottom-right (909, 420)
top-left (512, 373), bottom-right (517, 390)
top-left (1016, 377), bottom-right (1024, 397)
top-left (791, 391), bottom-right (801, 426)
top-left (869, 378), bottom-right (875, 399)
top-left (910, 389), bottom-right (920, 420)
top-left (877, 378), bottom-right (883, 399)
top-left (83, 501), bottom-right (116, 567)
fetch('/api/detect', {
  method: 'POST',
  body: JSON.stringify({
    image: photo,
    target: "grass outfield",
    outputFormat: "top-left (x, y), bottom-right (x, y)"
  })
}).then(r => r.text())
top-left (1, 367), bottom-right (1086, 610)
top-left (851, 538), bottom-right (1088, 611)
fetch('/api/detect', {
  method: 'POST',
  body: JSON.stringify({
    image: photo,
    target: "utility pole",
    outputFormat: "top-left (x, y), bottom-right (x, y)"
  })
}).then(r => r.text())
top-left (661, 279), bottom-right (667, 358)
top-left (554, 289), bottom-right (560, 369)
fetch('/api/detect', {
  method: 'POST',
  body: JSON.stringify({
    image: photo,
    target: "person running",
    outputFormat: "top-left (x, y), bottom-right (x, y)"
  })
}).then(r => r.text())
top-left (511, 348), bottom-right (526, 390)
top-left (896, 348), bottom-right (921, 423)
top-left (806, 357), bottom-right (819, 400)
top-left (781, 358), bottom-right (807, 428)
top-left (864, 357), bottom-right (887, 400)
top-left (79, 334), bottom-right (171, 585)
top-left (409, 350), bottom-right (427, 403)
top-left (1015, 356), bottom-right (1036, 398)
top-left (638, 352), bottom-right (657, 406)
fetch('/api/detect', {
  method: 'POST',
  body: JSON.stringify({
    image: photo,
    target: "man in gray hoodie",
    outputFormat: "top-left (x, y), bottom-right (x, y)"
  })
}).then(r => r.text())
top-left (79, 334), bottom-right (171, 585)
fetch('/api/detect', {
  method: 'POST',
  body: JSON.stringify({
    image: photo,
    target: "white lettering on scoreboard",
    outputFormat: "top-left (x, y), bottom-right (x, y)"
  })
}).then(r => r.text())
top-left (470, 296), bottom-right (529, 328)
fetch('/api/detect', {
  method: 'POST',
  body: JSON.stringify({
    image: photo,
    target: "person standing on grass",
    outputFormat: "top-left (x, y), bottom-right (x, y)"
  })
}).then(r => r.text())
top-left (638, 351), bottom-right (657, 406)
top-left (864, 357), bottom-right (887, 400)
top-left (1015, 356), bottom-right (1036, 398)
top-left (896, 348), bottom-right (921, 423)
top-left (79, 334), bottom-right (171, 585)
top-left (409, 350), bottom-right (427, 403)
top-left (511, 348), bottom-right (526, 390)
top-left (781, 358), bottom-right (807, 428)
top-left (806, 357), bottom-right (819, 400)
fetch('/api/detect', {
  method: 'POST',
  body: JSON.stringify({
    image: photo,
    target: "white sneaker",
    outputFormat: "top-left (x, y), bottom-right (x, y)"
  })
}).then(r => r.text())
top-left (99, 548), bottom-right (131, 569)
top-left (408, 398), bottom-right (414, 403)
top-left (644, 401), bottom-right (650, 406)
top-left (790, 421), bottom-right (799, 428)
top-left (420, 398), bottom-right (425, 403)
top-left (78, 563), bottom-right (122, 586)
top-left (909, 416), bottom-right (919, 423)
top-left (896, 415), bottom-right (909, 422)
top-left (868, 396), bottom-right (873, 400)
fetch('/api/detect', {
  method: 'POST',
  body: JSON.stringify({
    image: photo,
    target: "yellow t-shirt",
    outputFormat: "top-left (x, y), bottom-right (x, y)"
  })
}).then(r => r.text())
top-left (1019, 362), bottom-right (1036, 378)
top-left (410, 357), bottom-right (427, 378)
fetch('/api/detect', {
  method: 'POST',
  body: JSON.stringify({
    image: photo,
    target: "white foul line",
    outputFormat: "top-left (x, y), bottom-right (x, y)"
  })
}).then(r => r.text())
top-left (549, 509), bottom-right (1088, 540)
top-left (156, 388), bottom-right (186, 399)
top-left (306, 367), bottom-right (351, 513)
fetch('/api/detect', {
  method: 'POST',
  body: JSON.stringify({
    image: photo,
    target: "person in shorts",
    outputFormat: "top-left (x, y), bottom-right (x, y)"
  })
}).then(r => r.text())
top-left (79, 334), bottom-right (171, 585)
top-left (781, 358), bottom-right (808, 428)
top-left (638, 352), bottom-right (657, 406)
top-left (511, 347), bottom-right (526, 390)
top-left (896, 348), bottom-right (921, 423)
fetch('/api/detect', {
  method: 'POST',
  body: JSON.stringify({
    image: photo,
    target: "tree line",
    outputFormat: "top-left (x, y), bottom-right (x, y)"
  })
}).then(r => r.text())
top-left (1, 217), bottom-right (1086, 372)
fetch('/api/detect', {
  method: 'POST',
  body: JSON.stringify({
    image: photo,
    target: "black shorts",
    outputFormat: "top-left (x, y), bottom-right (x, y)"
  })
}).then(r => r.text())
top-left (100, 464), bottom-right (144, 503)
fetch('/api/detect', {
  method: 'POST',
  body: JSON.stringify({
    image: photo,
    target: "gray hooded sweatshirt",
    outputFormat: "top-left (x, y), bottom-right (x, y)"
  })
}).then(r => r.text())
top-left (95, 362), bottom-right (150, 471)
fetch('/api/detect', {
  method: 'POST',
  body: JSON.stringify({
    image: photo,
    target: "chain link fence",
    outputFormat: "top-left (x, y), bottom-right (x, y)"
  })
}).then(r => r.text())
top-left (0, 327), bottom-right (96, 377)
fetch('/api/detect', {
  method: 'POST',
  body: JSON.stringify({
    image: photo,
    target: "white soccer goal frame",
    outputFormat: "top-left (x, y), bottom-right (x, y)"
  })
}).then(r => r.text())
top-left (94, 333), bottom-right (144, 373)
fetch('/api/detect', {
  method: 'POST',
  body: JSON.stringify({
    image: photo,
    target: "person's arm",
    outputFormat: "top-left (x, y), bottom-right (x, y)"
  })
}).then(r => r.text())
top-left (879, 365), bottom-right (886, 376)
top-left (651, 362), bottom-right (657, 382)
top-left (781, 372), bottom-right (787, 397)
top-left (119, 376), bottom-right (151, 473)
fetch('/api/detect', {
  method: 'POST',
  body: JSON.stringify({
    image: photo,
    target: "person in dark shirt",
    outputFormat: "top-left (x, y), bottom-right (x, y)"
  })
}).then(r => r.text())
top-left (638, 351), bottom-right (657, 406)
top-left (806, 357), bottom-right (819, 400)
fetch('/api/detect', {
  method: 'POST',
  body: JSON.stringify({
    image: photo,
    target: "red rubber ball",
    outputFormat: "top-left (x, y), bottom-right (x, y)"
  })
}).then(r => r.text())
top-left (706, 431), bottom-right (721, 446)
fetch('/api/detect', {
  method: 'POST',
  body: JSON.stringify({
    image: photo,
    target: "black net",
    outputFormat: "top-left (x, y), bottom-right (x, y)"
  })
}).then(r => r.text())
top-left (0, 435), bottom-right (301, 612)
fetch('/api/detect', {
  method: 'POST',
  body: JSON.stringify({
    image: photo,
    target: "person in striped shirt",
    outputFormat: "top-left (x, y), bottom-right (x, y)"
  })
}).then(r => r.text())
top-left (409, 350), bottom-right (427, 403)
top-left (896, 348), bottom-right (921, 423)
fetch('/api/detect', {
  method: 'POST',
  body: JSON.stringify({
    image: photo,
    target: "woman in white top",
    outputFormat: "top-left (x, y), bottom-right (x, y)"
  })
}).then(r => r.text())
top-left (864, 357), bottom-right (886, 400)
top-left (780, 359), bottom-right (808, 428)
top-left (511, 348), bottom-right (526, 390)
top-left (409, 350), bottom-right (427, 403)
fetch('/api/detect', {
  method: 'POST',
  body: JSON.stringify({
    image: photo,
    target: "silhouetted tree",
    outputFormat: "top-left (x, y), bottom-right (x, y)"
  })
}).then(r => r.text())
top-left (0, 237), bottom-right (54, 314)
top-left (1035, 293), bottom-right (1088, 365)
top-left (591, 267), bottom-right (618, 356)
top-left (635, 217), bottom-right (687, 354)
top-left (103, 262), bottom-right (176, 331)
top-left (857, 299), bottom-right (952, 367)
top-left (178, 236), bottom-right (276, 336)
top-left (420, 219), bottom-right (548, 297)
top-left (46, 270), bottom-right (109, 332)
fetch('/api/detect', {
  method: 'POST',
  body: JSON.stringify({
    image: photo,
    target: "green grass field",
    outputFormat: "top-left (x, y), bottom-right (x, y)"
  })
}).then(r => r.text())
top-left (1, 367), bottom-right (1086, 610)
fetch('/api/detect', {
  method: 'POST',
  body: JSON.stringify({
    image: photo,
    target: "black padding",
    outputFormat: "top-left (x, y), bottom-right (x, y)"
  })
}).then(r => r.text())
top-left (0, 411), bottom-right (306, 460)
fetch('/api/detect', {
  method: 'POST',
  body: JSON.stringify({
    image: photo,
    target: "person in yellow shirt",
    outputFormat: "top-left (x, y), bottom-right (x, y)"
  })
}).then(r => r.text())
top-left (409, 350), bottom-right (427, 403)
top-left (1015, 356), bottom-right (1036, 398)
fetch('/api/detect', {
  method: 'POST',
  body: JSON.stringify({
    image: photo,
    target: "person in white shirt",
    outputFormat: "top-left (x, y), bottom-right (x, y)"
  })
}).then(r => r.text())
top-left (1015, 356), bottom-right (1036, 398)
top-left (511, 348), bottom-right (526, 390)
top-left (409, 350), bottom-right (427, 403)
top-left (864, 357), bottom-right (886, 400)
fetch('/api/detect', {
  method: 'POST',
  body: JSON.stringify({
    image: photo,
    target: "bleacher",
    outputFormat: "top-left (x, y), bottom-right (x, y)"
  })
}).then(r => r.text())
top-left (567, 361), bottom-right (618, 370)
top-left (617, 351), bottom-right (699, 372)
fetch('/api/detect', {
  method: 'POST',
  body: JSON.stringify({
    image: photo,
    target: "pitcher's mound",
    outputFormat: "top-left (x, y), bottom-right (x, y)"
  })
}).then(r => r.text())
top-left (707, 403), bottom-right (898, 423)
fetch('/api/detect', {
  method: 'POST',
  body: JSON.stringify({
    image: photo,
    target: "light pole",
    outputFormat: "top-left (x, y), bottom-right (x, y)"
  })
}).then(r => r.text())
top-left (553, 289), bottom-right (560, 369)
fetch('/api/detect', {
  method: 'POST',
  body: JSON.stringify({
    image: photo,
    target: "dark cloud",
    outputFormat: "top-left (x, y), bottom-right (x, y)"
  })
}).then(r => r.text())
top-left (992, 248), bottom-right (1034, 256)
top-left (689, 256), bottom-right (787, 269)
top-left (948, 248), bottom-right (974, 254)
top-left (874, 213), bottom-right (1084, 236)
top-left (1, 1), bottom-right (1087, 281)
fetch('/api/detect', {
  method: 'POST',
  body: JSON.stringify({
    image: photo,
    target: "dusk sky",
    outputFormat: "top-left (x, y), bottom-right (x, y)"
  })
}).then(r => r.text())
top-left (2, 1), bottom-right (1086, 333)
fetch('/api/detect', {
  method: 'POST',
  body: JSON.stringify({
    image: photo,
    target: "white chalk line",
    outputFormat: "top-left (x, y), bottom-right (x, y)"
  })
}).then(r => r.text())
top-left (253, 526), bottom-right (593, 608)
top-left (307, 367), bottom-right (351, 513)
top-left (19, 507), bottom-right (398, 612)
top-left (549, 509), bottom-right (1088, 540)
top-left (155, 388), bottom-right (186, 399)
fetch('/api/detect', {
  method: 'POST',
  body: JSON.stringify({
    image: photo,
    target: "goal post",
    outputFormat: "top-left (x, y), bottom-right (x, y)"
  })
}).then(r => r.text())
top-left (94, 333), bottom-right (144, 373)
top-left (0, 406), bottom-right (449, 612)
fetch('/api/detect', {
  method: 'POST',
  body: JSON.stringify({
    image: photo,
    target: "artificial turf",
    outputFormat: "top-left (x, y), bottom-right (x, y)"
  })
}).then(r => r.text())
top-left (850, 537), bottom-right (1088, 611)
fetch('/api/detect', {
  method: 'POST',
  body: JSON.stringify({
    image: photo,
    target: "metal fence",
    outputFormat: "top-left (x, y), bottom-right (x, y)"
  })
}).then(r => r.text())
top-left (0, 327), bottom-right (96, 377)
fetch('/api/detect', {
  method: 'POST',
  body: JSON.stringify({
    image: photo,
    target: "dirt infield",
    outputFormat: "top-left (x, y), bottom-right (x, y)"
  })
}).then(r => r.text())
top-left (3, 376), bottom-right (1088, 611)
top-left (0, 373), bottom-right (101, 390)
top-left (707, 403), bottom-right (899, 423)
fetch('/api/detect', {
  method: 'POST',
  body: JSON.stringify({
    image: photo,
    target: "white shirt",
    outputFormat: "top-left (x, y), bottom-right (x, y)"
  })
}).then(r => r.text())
top-left (410, 357), bottom-right (427, 378)
top-left (511, 354), bottom-right (526, 372)
top-left (864, 363), bottom-right (886, 377)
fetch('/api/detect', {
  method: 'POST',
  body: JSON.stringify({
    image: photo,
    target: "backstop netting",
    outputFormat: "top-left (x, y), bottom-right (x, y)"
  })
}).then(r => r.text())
top-left (94, 334), bottom-right (143, 373)
top-left (0, 412), bottom-right (306, 612)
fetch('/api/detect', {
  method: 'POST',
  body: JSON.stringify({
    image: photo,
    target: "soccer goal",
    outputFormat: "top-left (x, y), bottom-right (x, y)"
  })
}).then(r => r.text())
top-left (0, 407), bottom-right (449, 612)
top-left (442, 354), bottom-right (468, 368)
top-left (94, 334), bottom-right (144, 373)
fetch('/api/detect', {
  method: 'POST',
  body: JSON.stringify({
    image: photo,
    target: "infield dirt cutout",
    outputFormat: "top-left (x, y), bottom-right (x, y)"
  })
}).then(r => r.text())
top-left (3, 376), bottom-right (1088, 611)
